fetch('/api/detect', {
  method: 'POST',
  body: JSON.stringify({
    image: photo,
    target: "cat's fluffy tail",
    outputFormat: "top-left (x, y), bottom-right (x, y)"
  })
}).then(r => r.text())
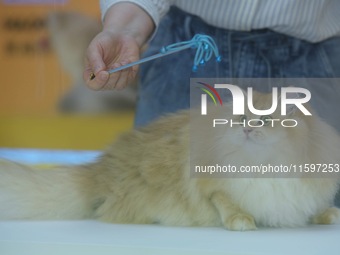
top-left (0, 160), bottom-right (94, 220)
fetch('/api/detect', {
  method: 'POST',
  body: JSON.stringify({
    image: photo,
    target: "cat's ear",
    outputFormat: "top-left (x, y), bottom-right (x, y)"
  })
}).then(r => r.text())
top-left (279, 86), bottom-right (302, 116)
top-left (283, 91), bottom-right (301, 116)
top-left (278, 86), bottom-right (300, 116)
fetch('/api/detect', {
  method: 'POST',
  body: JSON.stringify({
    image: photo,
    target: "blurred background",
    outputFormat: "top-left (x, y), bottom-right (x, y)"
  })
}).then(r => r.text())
top-left (0, 0), bottom-right (135, 151)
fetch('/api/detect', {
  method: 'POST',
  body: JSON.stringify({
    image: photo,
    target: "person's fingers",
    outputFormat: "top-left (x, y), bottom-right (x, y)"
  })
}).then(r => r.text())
top-left (86, 43), bottom-right (106, 75)
top-left (106, 73), bottom-right (121, 90)
top-left (84, 42), bottom-right (111, 90)
top-left (84, 31), bottom-right (141, 90)
top-left (115, 69), bottom-right (130, 90)
top-left (85, 69), bottom-right (110, 90)
top-left (100, 62), bottom-right (133, 90)
top-left (85, 56), bottom-right (140, 90)
top-left (84, 37), bottom-right (111, 85)
top-left (96, 70), bottom-right (110, 89)
top-left (115, 65), bottom-right (138, 90)
top-left (83, 62), bottom-right (95, 82)
top-left (112, 61), bottom-right (130, 90)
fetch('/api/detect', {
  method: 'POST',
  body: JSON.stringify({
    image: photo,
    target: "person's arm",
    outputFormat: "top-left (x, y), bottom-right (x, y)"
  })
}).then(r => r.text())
top-left (103, 2), bottom-right (155, 47)
top-left (84, 2), bottom-right (154, 90)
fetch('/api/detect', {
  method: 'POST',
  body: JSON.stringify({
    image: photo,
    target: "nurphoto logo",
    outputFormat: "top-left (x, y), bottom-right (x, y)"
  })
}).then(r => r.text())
top-left (199, 83), bottom-right (312, 128)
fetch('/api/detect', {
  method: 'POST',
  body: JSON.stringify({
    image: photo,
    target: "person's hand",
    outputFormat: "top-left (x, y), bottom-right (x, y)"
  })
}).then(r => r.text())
top-left (83, 2), bottom-right (154, 91)
top-left (84, 31), bottom-right (140, 90)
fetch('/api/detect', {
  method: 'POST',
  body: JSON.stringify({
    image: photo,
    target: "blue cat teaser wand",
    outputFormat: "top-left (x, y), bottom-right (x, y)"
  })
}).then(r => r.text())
top-left (89, 34), bottom-right (221, 80)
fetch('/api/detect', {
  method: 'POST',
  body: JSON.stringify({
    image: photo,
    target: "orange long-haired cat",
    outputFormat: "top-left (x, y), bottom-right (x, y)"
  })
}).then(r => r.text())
top-left (0, 91), bottom-right (339, 231)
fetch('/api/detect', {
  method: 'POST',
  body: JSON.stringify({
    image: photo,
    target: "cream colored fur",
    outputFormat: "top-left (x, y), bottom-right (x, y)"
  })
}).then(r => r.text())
top-left (0, 92), bottom-right (339, 231)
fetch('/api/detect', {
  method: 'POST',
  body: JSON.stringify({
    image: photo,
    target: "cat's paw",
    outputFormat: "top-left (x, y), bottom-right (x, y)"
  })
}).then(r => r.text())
top-left (312, 207), bottom-right (340, 225)
top-left (225, 213), bottom-right (257, 231)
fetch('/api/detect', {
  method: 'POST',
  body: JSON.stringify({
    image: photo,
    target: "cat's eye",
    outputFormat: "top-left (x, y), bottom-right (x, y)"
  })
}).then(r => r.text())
top-left (260, 115), bottom-right (272, 126)
top-left (239, 115), bottom-right (247, 123)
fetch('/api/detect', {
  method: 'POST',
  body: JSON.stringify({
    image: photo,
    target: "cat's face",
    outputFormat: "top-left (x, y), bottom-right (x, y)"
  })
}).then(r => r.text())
top-left (221, 91), bottom-right (310, 151)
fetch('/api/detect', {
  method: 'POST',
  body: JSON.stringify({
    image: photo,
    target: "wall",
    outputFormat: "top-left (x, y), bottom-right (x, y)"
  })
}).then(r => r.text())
top-left (0, 0), bottom-right (100, 115)
top-left (0, 1), bottom-right (134, 150)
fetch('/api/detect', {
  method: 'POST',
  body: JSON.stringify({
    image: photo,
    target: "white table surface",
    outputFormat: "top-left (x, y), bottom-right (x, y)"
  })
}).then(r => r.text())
top-left (0, 221), bottom-right (339, 255)
top-left (0, 148), bottom-right (339, 255)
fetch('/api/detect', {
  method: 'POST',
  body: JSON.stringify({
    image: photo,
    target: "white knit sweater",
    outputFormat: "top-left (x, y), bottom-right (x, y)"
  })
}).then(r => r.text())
top-left (100, 0), bottom-right (340, 42)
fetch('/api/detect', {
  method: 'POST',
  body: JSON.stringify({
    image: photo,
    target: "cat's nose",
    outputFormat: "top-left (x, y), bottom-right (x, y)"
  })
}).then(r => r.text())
top-left (243, 128), bottom-right (253, 135)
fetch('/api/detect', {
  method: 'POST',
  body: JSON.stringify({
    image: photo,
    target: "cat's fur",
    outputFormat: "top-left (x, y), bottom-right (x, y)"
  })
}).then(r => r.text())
top-left (0, 92), bottom-right (340, 231)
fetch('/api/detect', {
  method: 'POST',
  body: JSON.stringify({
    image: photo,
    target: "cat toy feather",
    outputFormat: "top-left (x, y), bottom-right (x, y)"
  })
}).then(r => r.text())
top-left (89, 34), bottom-right (221, 80)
